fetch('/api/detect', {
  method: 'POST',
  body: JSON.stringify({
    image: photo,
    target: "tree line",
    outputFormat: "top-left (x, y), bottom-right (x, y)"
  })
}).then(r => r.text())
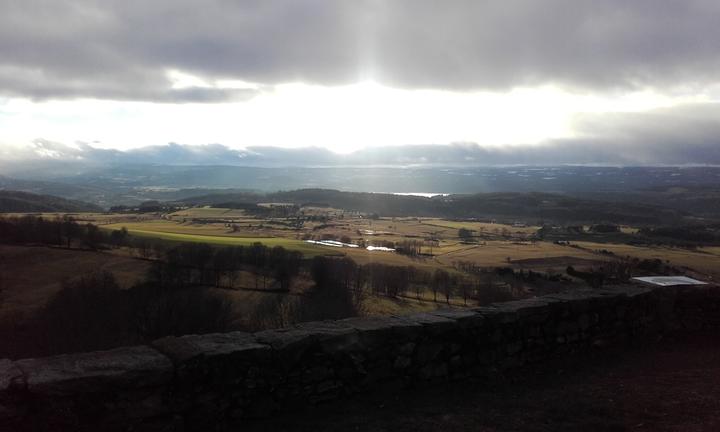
top-left (148, 242), bottom-right (303, 292)
top-left (0, 215), bottom-right (119, 249)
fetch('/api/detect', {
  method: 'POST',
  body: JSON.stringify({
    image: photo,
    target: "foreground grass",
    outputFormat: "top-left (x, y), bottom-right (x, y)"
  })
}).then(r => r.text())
top-left (0, 245), bottom-right (151, 320)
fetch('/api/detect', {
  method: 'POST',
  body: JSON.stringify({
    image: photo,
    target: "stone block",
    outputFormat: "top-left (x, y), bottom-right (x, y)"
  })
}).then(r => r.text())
top-left (403, 312), bottom-right (457, 336)
top-left (16, 346), bottom-right (173, 396)
top-left (338, 316), bottom-right (423, 344)
top-left (486, 298), bottom-right (556, 324)
top-left (429, 309), bottom-right (485, 329)
top-left (0, 359), bottom-right (25, 422)
top-left (414, 343), bottom-right (444, 364)
top-left (254, 328), bottom-right (319, 369)
top-left (0, 359), bottom-right (24, 394)
top-left (294, 320), bottom-right (361, 353)
top-left (152, 331), bottom-right (270, 366)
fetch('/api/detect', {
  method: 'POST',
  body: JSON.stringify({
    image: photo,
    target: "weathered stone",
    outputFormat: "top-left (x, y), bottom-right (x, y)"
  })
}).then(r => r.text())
top-left (414, 343), bottom-right (444, 364)
top-left (491, 298), bottom-right (556, 324)
top-left (0, 359), bottom-right (25, 422)
top-left (555, 320), bottom-right (580, 337)
top-left (544, 292), bottom-right (593, 312)
top-left (474, 306), bottom-right (520, 325)
top-left (505, 341), bottom-right (523, 355)
top-left (419, 362), bottom-right (448, 380)
top-left (429, 309), bottom-right (485, 329)
top-left (16, 346), bottom-right (172, 396)
top-left (302, 365), bottom-right (332, 383)
top-left (449, 355), bottom-right (462, 369)
top-left (492, 298), bottom-right (551, 314)
top-left (254, 328), bottom-right (318, 369)
top-left (294, 320), bottom-right (361, 352)
top-left (152, 331), bottom-right (270, 365)
top-left (316, 380), bottom-right (341, 394)
top-left (613, 285), bottom-right (653, 299)
top-left (339, 316), bottom-right (423, 343)
top-left (255, 328), bottom-right (315, 351)
top-left (396, 342), bottom-right (416, 356)
top-left (403, 312), bottom-right (457, 335)
top-left (393, 356), bottom-right (412, 369)
top-left (0, 359), bottom-right (24, 393)
top-left (578, 313), bottom-right (591, 331)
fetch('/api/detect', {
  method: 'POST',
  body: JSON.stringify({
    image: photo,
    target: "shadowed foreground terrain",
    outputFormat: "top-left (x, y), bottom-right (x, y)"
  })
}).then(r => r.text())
top-left (245, 332), bottom-right (720, 432)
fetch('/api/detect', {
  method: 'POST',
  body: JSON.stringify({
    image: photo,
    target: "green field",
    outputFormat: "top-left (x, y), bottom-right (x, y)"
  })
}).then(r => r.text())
top-left (167, 207), bottom-right (250, 219)
top-left (106, 226), bottom-right (331, 256)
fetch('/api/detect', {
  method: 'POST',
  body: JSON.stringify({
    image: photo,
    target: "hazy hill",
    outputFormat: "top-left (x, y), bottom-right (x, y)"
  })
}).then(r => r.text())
top-left (3, 166), bottom-right (720, 217)
top-left (0, 190), bottom-right (103, 213)
top-left (178, 189), bottom-right (684, 225)
top-left (5, 142), bottom-right (720, 173)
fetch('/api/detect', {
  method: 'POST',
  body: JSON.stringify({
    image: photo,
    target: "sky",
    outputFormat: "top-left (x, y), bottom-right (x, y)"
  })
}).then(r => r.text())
top-left (1, 0), bottom-right (720, 159)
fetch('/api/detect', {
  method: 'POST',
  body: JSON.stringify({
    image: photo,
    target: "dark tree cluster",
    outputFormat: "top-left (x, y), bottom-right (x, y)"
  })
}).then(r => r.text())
top-left (458, 227), bottom-right (475, 241)
top-left (395, 239), bottom-right (424, 256)
top-left (6, 271), bottom-right (233, 359)
top-left (589, 224), bottom-right (621, 233)
top-left (638, 225), bottom-right (720, 246)
top-left (306, 257), bottom-right (528, 309)
top-left (305, 256), bottom-right (366, 320)
top-left (109, 201), bottom-right (182, 213)
top-left (149, 242), bottom-right (303, 292)
top-left (0, 215), bottom-right (125, 250)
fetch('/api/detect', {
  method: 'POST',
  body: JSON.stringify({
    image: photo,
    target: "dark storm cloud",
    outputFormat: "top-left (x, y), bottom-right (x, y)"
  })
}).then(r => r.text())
top-left (1, 0), bottom-right (720, 102)
top-left (0, 66), bottom-right (257, 102)
top-left (551, 103), bottom-right (720, 164)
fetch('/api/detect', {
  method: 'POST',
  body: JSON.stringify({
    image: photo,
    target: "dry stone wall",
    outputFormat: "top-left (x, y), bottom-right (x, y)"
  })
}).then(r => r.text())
top-left (2, 283), bottom-right (719, 431)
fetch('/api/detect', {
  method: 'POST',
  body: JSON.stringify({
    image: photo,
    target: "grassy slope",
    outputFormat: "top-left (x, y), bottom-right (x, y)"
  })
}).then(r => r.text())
top-left (103, 223), bottom-right (331, 256)
top-left (574, 241), bottom-right (720, 279)
top-left (0, 245), bottom-right (151, 320)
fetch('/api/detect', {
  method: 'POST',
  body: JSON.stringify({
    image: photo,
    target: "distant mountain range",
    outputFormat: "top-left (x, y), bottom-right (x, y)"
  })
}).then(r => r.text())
top-left (3, 141), bottom-right (720, 212)
top-left (3, 164), bottom-right (720, 212)
top-left (3, 140), bottom-right (719, 179)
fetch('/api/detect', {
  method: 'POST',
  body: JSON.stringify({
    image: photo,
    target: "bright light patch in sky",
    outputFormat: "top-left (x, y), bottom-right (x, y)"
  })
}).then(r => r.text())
top-left (0, 81), bottom-right (707, 154)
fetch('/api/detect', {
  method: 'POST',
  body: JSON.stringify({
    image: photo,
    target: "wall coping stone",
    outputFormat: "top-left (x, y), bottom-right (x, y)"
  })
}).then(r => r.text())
top-left (293, 321), bottom-right (362, 352)
top-left (151, 331), bottom-right (270, 366)
top-left (339, 316), bottom-right (423, 336)
top-left (428, 309), bottom-right (486, 328)
top-left (0, 359), bottom-right (24, 394)
top-left (402, 312), bottom-right (457, 333)
top-left (14, 345), bottom-right (173, 396)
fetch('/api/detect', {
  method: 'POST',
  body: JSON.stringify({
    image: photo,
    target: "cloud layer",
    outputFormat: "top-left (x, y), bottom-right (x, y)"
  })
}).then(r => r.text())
top-left (2, 102), bottom-right (719, 167)
top-left (2, 1), bottom-right (720, 102)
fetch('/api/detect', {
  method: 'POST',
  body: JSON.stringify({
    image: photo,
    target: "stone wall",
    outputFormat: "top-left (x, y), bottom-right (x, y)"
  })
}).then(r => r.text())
top-left (2, 283), bottom-right (719, 431)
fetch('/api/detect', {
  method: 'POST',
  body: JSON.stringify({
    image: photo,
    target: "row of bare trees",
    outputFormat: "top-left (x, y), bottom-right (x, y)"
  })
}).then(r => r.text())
top-left (147, 242), bottom-right (303, 291)
top-left (0, 215), bottom-right (120, 249)
top-left (308, 256), bottom-right (526, 308)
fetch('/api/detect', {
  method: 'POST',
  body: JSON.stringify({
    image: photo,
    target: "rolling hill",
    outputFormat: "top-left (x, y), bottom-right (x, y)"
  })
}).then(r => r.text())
top-left (0, 190), bottom-right (103, 213)
top-left (177, 189), bottom-right (685, 225)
